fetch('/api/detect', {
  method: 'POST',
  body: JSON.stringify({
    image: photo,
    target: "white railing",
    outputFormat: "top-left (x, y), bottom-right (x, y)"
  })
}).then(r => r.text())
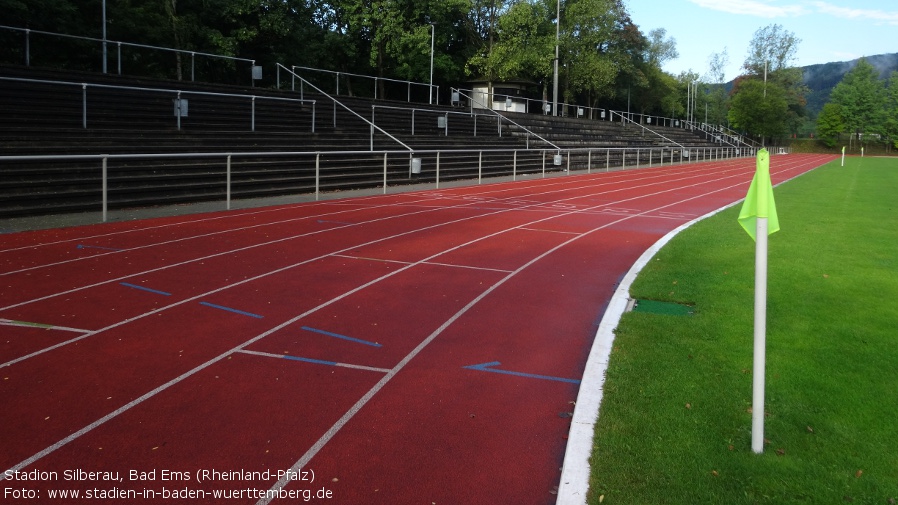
top-left (611, 111), bottom-right (685, 150)
top-left (0, 75), bottom-right (317, 132)
top-left (276, 64), bottom-right (411, 152)
top-left (281, 65), bottom-right (438, 105)
top-left (1, 146), bottom-right (754, 222)
top-left (0, 24), bottom-right (256, 84)
top-left (453, 88), bottom-right (560, 151)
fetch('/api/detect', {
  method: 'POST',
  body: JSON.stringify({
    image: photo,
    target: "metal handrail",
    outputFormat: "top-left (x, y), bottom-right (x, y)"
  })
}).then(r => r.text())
top-left (453, 86), bottom-right (701, 129)
top-left (0, 75), bottom-right (316, 132)
top-left (611, 111), bottom-right (685, 150)
top-left (2, 144), bottom-right (752, 222)
top-left (371, 104), bottom-right (496, 139)
top-left (285, 65), bottom-right (438, 104)
top-left (453, 88), bottom-right (559, 151)
top-left (0, 24), bottom-right (255, 82)
top-left (277, 63), bottom-right (412, 152)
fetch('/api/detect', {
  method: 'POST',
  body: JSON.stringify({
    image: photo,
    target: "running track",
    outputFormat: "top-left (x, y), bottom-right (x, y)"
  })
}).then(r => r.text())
top-left (1, 154), bottom-right (833, 504)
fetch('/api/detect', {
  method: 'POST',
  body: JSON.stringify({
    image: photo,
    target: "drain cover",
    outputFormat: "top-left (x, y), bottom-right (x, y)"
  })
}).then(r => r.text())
top-left (629, 299), bottom-right (694, 316)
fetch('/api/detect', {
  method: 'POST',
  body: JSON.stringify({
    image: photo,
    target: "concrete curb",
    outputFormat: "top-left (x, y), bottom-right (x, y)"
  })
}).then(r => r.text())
top-left (555, 201), bottom-right (741, 505)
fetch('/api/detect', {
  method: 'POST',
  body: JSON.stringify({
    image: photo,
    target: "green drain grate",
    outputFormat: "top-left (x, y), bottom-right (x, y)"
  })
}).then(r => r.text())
top-left (629, 299), bottom-right (694, 316)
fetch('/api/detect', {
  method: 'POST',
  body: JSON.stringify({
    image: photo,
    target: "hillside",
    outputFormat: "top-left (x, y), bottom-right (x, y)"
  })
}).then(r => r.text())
top-left (802, 52), bottom-right (898, 117)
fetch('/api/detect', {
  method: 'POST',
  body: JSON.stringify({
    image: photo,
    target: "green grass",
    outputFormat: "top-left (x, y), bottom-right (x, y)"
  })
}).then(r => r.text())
top-left (588, 157), bottom-right (898, 504)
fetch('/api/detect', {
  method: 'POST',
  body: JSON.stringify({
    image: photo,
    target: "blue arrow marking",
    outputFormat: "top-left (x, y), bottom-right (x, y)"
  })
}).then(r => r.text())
top-left (120, 282), bottom-right (172, 296)
top-left (463, 361), bottom-right (581, 384)
top-left (301, 326), bottom-right (382, 347)
top-left (199, 301), bottom-right (263, 319)
top-left (77, 244), bottom-right (124, 251)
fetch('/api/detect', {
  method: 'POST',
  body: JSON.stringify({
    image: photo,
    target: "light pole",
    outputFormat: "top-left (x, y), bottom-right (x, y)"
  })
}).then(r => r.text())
top-left (552, 0), bottom-right (560, 116)
top-left (429, 23), bottom-right (436, 105)
top-left (102, 0), bottom-right (107, 74)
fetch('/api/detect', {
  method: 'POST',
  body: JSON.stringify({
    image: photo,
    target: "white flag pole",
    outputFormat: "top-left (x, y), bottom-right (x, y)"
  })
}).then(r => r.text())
top-left (751, 216), bottom-right (768, 454)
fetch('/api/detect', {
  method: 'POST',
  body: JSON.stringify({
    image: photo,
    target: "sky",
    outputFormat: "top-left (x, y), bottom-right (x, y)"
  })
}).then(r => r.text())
top-left (625, 0), bottom-right (898, 81)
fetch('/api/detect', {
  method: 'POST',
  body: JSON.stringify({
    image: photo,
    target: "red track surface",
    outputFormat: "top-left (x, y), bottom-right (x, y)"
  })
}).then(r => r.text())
top-left (1, 154), bottom-right (833, 504)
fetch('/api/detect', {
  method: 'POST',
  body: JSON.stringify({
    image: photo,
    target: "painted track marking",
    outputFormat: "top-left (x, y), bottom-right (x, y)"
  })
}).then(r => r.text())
top-left (463, 361), bottom-right (582, 384)
top-left (0, 156), bottom-right (833, 485)
top-left (119, 282), bottom-right (172, 296)
top-left (301, 326), bottom-right (382, 348)
top-left (237, 350), bottom-right (390, 373)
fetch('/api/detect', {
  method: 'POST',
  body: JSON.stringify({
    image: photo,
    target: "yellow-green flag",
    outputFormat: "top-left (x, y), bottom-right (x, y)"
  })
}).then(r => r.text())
top-left (738, 149), bottom-right (779, 241)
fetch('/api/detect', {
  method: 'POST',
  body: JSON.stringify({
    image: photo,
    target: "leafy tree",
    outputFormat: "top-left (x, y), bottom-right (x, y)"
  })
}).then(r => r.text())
top-left (705, 49), bottom-right (729, 126)
top-left (829, 58), bottom-right (888, 141)
top-left (742, 24), bottom-right (799, 76)
top-left (565, 0), bottom-right (629, 106)
top-left (816, 102), bottom-right (845, 147)
top-left (887, 72), bottom-right (898, 148)
top-left (728, 77), bottom-right (789, 143)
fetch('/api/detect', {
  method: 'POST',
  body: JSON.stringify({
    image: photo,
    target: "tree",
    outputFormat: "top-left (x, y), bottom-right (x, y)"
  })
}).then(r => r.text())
top-left (728, 77), bottom-right (789, 143)
top-left (829, 58), bottom-right (888, 142)
top-left (705, 49), bottom-right (729, 126)
top-left (565, 0), bottom-right (630, 106)
top-left (887, 72), bottom-right (898, 148)
top-left (742, 24), bottom-right (799, 76)
top-left (816, 102), bottom-right (845, 147)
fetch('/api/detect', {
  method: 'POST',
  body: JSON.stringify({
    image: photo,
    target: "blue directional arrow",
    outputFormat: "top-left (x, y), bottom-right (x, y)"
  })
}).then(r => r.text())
top-left (463, 361), bottom-right (581, 384)
top-left (77, 244), bottom-right (124, 251)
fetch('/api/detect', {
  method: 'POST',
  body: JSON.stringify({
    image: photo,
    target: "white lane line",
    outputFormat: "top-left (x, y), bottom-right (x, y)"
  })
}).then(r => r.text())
top-left (1, 162), bottom-right (750, 313)
top-left (1, 160), bottom-right (767, 480)
top-left (0, 162), bottom-right (764, 369)
top-left (0, 319), bottom-right (91, 334)
top-left (258, 161), bottom-right (805, 504)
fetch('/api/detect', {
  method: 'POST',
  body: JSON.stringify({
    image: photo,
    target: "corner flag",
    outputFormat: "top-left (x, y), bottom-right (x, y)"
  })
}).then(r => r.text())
top-left (738, 149), bottom-right (779, 241)
top-left (738, 148), bottom-right (779, 454)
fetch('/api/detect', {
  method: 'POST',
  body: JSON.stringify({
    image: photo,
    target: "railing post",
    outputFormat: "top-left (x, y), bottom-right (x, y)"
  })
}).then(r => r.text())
top-left (82, 84), bottom-right (88, 129)
top-left (606, 149), bottom-right (610, 171)
top-left (191, 52), bottom-right (195, 81)
top-left (101, 156), bottom-right (108, 222)
top-left (226, 154), bottom-right (231, 210)
top-left (587, 149), bottom-right (592, 173)
top-left (176, 91), bottom-right (182, 131)
top-left (513, 150), bottom-right (517, 181)
top-left (436, 151), bottom-right (441, 189)
top-left (117, 42), bottom-right (122, 75)
top-left (383, 152), bottom-right (388, 194)
top-left (444, 113), bottom-right (448, 137)
top-left (478, 151), bottom-right (483, 183)
top-left (542, 150), bottom-right (546, 178)
top-left (251, 96), bottom-right (256, 132)
top-left (24, 29), bottom-right (30, 66)
top-left (311, 102), bottom-right (316, 133)
top-left (411, 109), bottom-right (416, 135)
top-left (315, 152), bottom-right (320, 201)
top-left (636, 149), bottom-right (640, 169)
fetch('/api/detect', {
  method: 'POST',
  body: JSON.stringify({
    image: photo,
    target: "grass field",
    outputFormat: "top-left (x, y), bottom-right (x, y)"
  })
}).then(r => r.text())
top-left (588, 156), bottom-right (898, 504)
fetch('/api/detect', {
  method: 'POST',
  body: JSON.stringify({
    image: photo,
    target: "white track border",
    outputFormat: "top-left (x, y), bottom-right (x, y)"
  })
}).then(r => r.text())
top-left (556, 200), bottom-right (741, 504)
top-left (556, 155), bottom-right (829, 504)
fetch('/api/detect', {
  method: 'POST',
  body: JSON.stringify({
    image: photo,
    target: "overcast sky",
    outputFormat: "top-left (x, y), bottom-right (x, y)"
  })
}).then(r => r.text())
top-left (625, 0), bottom-right (898, 81)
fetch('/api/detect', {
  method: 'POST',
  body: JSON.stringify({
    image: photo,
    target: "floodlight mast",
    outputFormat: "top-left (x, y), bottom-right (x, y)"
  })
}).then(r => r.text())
top-left (429, 23), bottom-right (436, 105)
top-left (102, 0), bottom-right (107, 74)
top-left (552, 0), bottom-right (560, 117)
